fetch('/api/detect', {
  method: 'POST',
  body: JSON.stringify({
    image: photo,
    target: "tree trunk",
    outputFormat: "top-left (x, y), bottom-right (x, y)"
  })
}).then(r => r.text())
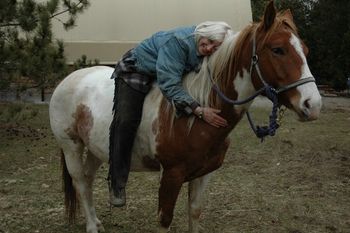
top-left (41, 87), bottom-right (45, 102)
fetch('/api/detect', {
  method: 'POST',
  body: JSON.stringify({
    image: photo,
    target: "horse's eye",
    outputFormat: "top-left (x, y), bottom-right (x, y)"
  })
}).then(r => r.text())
top-left (271, 47), bottom-right (284, 55)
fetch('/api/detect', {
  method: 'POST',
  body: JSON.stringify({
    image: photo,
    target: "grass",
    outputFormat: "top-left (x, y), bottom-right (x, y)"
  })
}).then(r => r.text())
top-left (0, 102), bottom-right (349, 233)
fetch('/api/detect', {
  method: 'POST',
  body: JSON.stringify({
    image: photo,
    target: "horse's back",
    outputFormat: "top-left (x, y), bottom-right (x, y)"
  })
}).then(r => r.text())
top-left (49, 66), bottom-right (114, 161)
top-left (49, 65), bottom-right (162, 166)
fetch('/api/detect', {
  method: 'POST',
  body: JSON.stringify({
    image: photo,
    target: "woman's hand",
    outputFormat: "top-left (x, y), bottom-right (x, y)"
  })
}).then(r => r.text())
top-left (195, 107), bottom-right (228, 128)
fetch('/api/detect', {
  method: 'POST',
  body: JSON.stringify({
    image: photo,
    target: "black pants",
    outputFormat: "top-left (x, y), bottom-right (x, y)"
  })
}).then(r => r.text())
top-left (109, 78), bottom-right (146, 192)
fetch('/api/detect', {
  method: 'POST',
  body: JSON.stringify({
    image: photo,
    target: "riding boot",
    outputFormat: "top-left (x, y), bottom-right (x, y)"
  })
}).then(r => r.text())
top-left (108, 181), bottom-right (126, 207)
top-left (108, 78), bottom-right (146, 207)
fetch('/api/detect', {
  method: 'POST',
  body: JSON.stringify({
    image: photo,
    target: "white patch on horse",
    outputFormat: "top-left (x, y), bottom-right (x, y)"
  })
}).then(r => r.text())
top-left (233, 69), bottom-right (255, 113)
top-left (50, 67), bottom-right (114, 162)
top-left (289, 34), bottom-right (322, 112)
top-left (289, 34), bottom-right (313, 80)
top-left (78, 67), bottom-right (115, 162)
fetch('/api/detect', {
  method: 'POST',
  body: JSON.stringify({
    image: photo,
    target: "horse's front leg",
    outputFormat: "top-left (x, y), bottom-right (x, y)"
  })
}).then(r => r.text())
top-left (186, 139), bottom-right (230, 232)
top-left (158, 167), bottom-right (185, 233)
top-left (188, 174), bottom-right (212, 233)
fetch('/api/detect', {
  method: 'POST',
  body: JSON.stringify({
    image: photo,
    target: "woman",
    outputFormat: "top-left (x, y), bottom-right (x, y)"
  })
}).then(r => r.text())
top-left (109, 21), bottom-right (232, 207)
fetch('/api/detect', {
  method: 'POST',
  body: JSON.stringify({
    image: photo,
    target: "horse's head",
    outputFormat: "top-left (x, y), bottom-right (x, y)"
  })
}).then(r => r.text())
top-left (252, 1), bottom-right (322, 121)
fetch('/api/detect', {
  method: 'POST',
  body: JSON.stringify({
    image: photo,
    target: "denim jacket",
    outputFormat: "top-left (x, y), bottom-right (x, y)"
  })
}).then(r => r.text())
top-left (131, 26), bottom-right (203, 114)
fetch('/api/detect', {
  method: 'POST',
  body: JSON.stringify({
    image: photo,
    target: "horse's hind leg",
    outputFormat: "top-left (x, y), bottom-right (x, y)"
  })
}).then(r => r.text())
top-left (188, 174), bottom-right (212, 233)
top-left (62, 141), bottom-right (102, 233)
top-left (84, 151), bottom-right (104, 232)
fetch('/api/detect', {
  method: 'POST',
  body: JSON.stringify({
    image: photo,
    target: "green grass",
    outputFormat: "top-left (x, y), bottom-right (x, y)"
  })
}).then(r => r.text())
top-left (0, 103), bottom-right (349, 233)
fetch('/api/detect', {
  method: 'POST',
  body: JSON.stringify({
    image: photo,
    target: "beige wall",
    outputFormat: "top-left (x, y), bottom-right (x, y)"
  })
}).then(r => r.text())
top-left (53, 0), bottom-right (252, 64)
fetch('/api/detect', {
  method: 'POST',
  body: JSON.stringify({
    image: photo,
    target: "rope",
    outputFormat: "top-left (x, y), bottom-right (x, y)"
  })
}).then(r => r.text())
top-left (212, 83), bottom-right (266, 105)
top-left (211, 78), bottom-right (280, 141)
top-left (209, 66), bottom-right (281, 142)
top-left (209, 64), bottom-right (280, 141)
top-left (246, 86), bottom-right (280, 142)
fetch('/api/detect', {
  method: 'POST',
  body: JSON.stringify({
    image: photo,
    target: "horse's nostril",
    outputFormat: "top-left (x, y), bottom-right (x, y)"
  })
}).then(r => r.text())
top-left (304, 99), bottom-right (311, 109)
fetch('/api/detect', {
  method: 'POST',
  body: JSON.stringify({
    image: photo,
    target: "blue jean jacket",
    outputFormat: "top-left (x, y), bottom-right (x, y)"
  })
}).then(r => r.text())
top-left (131, 26), bottom-right (203, 114)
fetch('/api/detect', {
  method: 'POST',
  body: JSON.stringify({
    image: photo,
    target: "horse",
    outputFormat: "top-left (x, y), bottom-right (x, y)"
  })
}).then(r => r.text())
top-left (49, 2), bottom-right (322, 233)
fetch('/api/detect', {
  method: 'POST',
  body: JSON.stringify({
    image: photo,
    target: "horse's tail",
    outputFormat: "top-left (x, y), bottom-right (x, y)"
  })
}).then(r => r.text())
top-left (61, 149), bottom-right (78, 223)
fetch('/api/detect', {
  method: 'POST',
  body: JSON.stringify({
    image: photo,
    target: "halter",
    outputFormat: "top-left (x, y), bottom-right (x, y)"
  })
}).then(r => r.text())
top-left (249, 30), bottom-right (315, 95)
top-left (209, 29), bottom-right (315, 141)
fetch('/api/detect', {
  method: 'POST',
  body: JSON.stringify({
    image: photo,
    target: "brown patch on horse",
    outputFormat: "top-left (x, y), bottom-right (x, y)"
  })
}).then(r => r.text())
top-left (155, 98), bottom-right (235, 228)
top-left (155, 98), bottom-right (233, 179)
top-left (65, 104), bottom-right (94, 145)
top-left (142, 155), bottom-right (160, 171)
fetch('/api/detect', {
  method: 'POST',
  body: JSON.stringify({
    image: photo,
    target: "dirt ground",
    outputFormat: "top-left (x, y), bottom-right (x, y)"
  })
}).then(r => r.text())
top-left (0, 96), bottom-right (349, 233)
top-left (321, 96), bottom-right (350, 110)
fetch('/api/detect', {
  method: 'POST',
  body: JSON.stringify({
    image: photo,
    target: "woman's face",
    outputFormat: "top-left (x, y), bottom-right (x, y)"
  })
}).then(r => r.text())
top-left (197, 37), bottom-right (222, 56)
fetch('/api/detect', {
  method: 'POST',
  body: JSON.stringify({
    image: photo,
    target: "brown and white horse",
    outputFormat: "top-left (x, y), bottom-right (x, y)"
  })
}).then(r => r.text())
top-left (49, 2), bottom-right (322, 233)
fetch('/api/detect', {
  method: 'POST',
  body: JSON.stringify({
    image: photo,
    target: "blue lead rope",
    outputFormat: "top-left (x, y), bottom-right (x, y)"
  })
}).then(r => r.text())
top-left (245, 86), bottom-right (280, 142)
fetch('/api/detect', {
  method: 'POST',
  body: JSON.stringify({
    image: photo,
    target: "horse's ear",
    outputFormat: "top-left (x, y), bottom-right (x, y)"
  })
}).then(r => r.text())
top-left (262, 0), bottom-right (276, 31)
top-left (281, 9), bottom-right (294, 22)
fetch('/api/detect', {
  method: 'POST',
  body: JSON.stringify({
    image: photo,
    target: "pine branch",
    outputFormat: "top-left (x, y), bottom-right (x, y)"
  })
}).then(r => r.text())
top-left (51, 0), bottom-right (85, 18)
top-left (0, 0), bottom-right (86, 28)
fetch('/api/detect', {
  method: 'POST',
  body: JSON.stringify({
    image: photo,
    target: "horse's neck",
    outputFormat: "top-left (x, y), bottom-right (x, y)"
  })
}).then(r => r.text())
top-left (208, 31), bottom-right (255, 113)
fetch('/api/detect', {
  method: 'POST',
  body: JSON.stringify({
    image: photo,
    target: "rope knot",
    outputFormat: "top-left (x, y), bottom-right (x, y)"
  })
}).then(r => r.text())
top-left (246, 85), bottom-right (280, 142)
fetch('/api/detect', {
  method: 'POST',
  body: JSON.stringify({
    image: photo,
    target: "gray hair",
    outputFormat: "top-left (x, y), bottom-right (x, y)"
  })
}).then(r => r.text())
top-left (194, 21), bottom-right (233, 44)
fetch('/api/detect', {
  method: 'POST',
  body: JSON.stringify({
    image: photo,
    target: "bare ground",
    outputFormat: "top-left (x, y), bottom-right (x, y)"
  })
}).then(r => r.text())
top-left (0, 97), bottom-right (349, 233)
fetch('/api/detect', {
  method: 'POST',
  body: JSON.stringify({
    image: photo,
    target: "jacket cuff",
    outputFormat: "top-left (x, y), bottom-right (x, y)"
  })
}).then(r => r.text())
top-left (190, 101), bottom-right (200, 112)
top-left (173, 101), bottom-right (200, 116)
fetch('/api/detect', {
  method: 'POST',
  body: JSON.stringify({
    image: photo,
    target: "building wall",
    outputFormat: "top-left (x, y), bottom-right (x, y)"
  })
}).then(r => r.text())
top-left (53, 0), bottom-right (252, 64)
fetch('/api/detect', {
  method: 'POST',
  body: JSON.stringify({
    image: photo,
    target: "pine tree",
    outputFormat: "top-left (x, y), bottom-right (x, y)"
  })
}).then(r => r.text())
top-left (0, 0), bottom-right (90, 100)
top-left (307, 0), bottom-right (350, 90)
top-left (251, 0), bottom-right (268, 22)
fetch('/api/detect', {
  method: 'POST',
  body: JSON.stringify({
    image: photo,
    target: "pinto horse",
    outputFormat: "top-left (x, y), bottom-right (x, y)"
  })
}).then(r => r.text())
top-left (50, 2), bottom-right (322, 233)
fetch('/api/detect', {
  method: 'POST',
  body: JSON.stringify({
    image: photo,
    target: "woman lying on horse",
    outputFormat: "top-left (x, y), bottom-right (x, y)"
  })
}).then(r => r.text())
top-left (108, 21), bottom-right (233, 207)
